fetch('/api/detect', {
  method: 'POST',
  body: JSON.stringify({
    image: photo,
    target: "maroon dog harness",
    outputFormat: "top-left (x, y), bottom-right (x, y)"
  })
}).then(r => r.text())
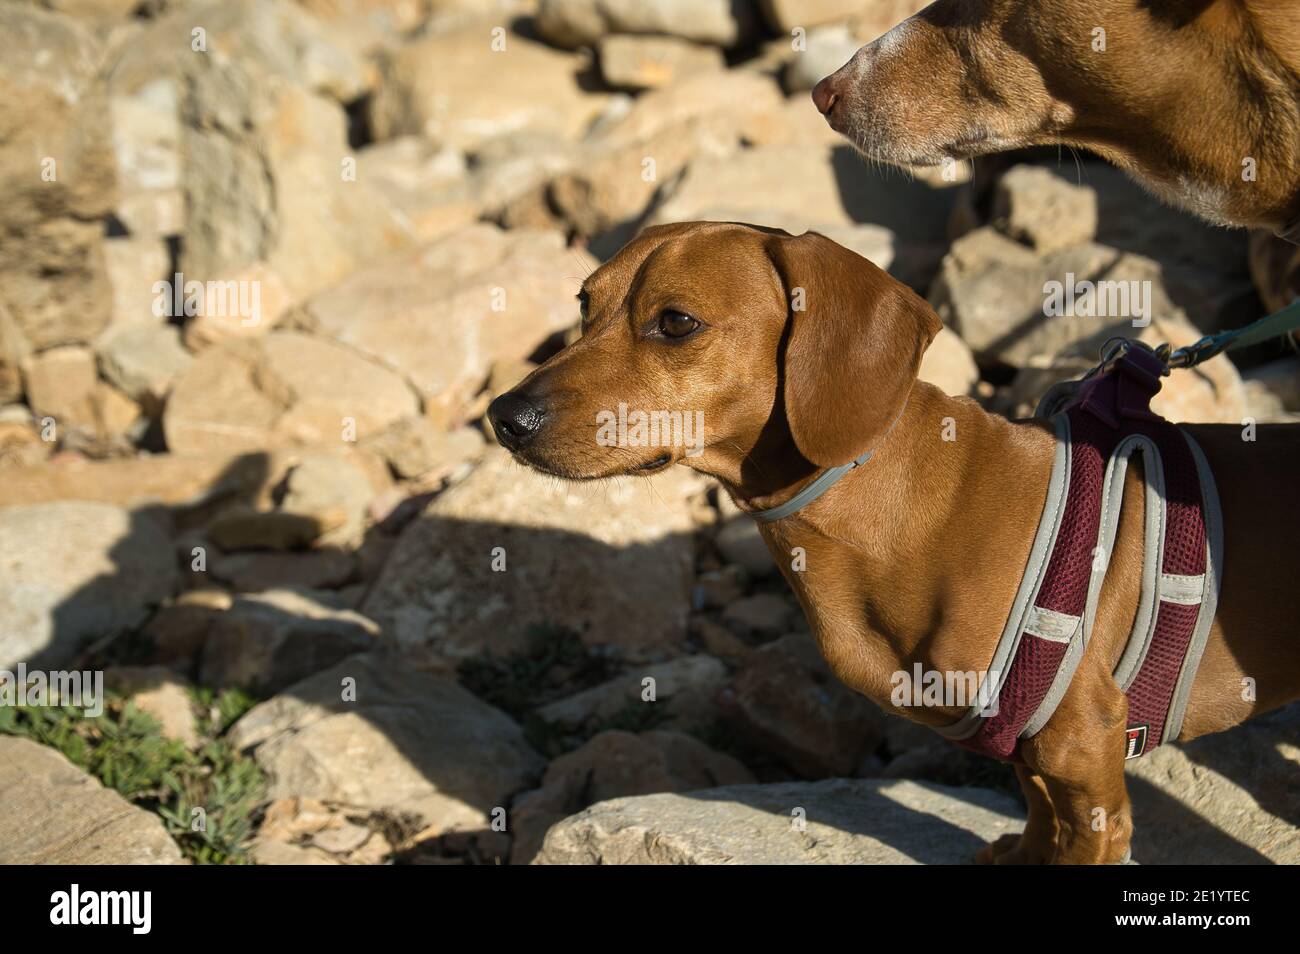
top-left (934, 344), bottom-right (1224, 761)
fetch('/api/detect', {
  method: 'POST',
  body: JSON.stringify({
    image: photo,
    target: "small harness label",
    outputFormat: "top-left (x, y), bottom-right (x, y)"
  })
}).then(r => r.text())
top-left (1125, 725), bottom-right (1149, 760)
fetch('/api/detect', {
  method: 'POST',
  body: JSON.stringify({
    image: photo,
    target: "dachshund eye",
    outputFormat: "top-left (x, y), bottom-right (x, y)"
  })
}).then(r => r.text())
top-left (658, 310), bottom-right (699, 338)
top-left (577, 290), bottom-right (589, 327)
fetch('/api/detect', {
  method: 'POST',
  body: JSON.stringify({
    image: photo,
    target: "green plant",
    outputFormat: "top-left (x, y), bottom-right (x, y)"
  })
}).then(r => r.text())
top-left (0, 690), bottom-right (266, 865)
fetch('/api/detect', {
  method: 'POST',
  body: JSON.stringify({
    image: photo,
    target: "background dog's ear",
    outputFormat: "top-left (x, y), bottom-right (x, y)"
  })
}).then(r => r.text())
top-left (767, 231), bottom-right (941, 468)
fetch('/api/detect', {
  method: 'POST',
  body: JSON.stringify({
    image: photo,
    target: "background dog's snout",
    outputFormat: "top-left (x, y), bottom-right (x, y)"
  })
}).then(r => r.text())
top-left (811, 76), bottom-right (839, 117)
top-left (488, 392), bottom-right (545, 449)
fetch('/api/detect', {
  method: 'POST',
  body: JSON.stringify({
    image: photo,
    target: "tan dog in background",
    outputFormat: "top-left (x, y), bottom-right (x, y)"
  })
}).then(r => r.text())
top-left (812, 0), bottom-right (1300, 238)
top-left (488, 221), bottom-right (1300, 863)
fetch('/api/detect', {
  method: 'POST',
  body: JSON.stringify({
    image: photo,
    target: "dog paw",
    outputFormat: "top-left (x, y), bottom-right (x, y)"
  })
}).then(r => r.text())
top-left (974, 832), bottom-right (1054, 865)
top-left (973, 833), bottom-right (1021, 864)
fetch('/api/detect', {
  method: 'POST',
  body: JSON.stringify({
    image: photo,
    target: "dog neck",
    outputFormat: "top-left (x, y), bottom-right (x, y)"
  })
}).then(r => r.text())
top-left (697, 384), bottom-right (1061, 727)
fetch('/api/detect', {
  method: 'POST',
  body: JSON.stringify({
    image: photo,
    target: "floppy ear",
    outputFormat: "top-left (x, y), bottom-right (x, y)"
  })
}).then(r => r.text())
top-left (767, 231), bottom-right (942, 468)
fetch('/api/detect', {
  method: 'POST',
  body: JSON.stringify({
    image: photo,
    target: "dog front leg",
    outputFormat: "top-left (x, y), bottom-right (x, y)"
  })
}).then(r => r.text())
top-left (975, 764), bottom-right (1059, 864)
top-left (1021, 667), bottom-right (1134, 864)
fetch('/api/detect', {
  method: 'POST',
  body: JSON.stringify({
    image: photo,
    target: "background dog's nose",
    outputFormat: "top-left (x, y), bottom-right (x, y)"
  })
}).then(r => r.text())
top-left (488, 392), bottom-right (545, 449)
top-left (811, 77), bottom-right (839, 116)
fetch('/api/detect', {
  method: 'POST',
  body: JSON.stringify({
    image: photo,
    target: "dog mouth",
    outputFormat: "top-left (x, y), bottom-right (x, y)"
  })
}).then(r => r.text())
top-left (510, 448), bottom-right (675, 481)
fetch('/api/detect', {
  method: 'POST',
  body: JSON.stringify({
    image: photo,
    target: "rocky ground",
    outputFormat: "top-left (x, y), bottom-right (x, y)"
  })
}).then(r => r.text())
top-left (1, 0), bottom-right (1298, 865)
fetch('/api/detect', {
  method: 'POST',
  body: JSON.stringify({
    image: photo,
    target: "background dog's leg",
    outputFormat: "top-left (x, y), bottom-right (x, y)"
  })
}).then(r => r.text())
top-left (975, 764), bottom-right (1059, 865)
top-left (1023, 665), bottom-right (1134, 864)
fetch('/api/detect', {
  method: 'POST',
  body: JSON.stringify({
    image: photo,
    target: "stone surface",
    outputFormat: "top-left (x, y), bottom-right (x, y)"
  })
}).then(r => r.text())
top-left (370, 26), bottom-right (610, 149)
top-left (96, 323), bottom-right (193, 411)
top-left (715, 517), bottom-right (777, 578)
top-left (536, 0), bottom-right (756, 48)
top-left (1127, 703), bottom-right (1300, 864)
top-left (363, 448), bottom-right (699, 659)
top-left (993, 164), bottom-right (1098, 254)
top-left (782, 24), bottom-right (860, 93)
top-left (535, 777), bottom-right (1023, 864)
top-left (0, 6), bottom-right (116, 351)
top-left (198, 588), bottom-right (379, 694)
top-left (535, 655), bottom-right (728, 731)
top-left (598, 35), bottom-right (725, 90)
top-left (511, 729), bottom-right (754, 863)
top-left (0, 501), bottom-right (178, 669)
top-left (106, 666), bottom-right (200, 748)
top-left (719, 633), bottom-right (885, 777)
top-left (20, 346), bottom-right (98, 426)
top-left (918, 325), bottom-right (979, 396)
top-left (229, 653), bottom-right (545, 833)
top-left (0, 736), bottom-right (185, 864)
top-left (163, 333), bottom-right (419, 455)
top-left (300, 224), bottom-right (593, 413)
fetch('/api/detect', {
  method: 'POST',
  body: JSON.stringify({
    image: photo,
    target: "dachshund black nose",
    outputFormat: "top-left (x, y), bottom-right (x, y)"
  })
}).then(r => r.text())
top-left (488, 392), bottom-right (545, 449)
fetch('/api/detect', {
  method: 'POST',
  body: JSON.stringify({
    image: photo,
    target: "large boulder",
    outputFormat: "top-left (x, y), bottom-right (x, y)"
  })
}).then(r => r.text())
top-left (0, 502), bottom-right (178, 669)
top-left (228, 653), bottom-right (545, 833)
top-left (163, 332), bottom-right (420, 455)
top-left (511, 729), bottom-right (754, 863)
top-left (370, 25), bottom-right (611, 149)
top-left (535, 777), bottom-right (1024, 863)
top-left (363, 448), bottom-right (699, 660)
top-left (0, 6), bottom-right (117, 350)
top-left (0, 737), bottom-right (185, 864)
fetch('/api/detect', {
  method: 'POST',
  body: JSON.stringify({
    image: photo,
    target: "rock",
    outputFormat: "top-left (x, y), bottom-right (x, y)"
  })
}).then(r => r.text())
top-left (293, 0), bottom-right (436, 52)
top-left (105, 666), bottom-right (200, 748)
top-left (761, 0), bottom-right (869, 31)
top-left (0, 450), bottom-right (287, 509)
top-left (228, 653), bottom-right (545, 833)
top-left (0, 7), bottom-right (116, 351)
top-left (95, 323), bottom-right (193, 412)
top-left (110, 3), bottom-right (414, 305)
top-left (278, 452), bottom-right (377, 547)
top-left (181, 262), bottom-right (296, 349)
top-left (198, 588), bottom-right (378, 694)
top-left (355, 137), bottom-right (480, 243)
top-left (300, 224), bottom-right (594, 414)
top-left (142, 588), bottom-right (233, 667)
top-left (365, 419), bottom-right (484, 481)
top-left (721, 593), bottom-right (795, 639)
top-left (1009, 312), bottom-right (1250, 425)
top-left (20, 346), bottom-right (98, 426)
top-left (370, 26), bottom-right (610, 149)
top-left (0, 303), bottom-right (29, 405)
top-left (1127, 704), bottom-right (1300, 863)
top-left (598, 35), bottom-right (725, 90)
top-left (1241, 357), bottom-right (1300, 414)
top-left (715, 516), bottom-right (777, 578)
top-left (0, 501), bottom-right (178, 669)
top-left (549, 73), bottom-right (786, 237)
top-left (782, 24), bottom-right (859, 93)
top-left (918, 325), bottom-right (979, 396)
top-left (102, 237), bottom-right (171, 327)
top-left (535, 777), bottom-right (1023, 864)
top-left (363, 448), bottom-right (698, 659)
top-left (207, 546), bottom-right (358, 593)
top-left (511, 729), bottom-right (754, 863)
top-left (536, 655), bottom-right (729, 731)
top-left (993, 165), bottom-right (1098, 254)
top-left (930, 234), bottom-right (1200, 369)
top-left (0, 736), bottom-right (185, 864)
top-left (207, 508), bottom-right (330, 552)
top-left (720, 633), bottom-right (885, 777)
top-left (163, 332), bottom-right (419, 455)
top-left (536, 0), bottom-right (756, 48)
top-left (250, 838), bottom-right (343, 865)
top-left (649, 143), bottom-right (955, 249)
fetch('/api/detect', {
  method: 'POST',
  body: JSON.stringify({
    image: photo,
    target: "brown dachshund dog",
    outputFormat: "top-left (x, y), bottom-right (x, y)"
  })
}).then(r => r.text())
top-left (811, 0), bottom-right (1300, 237)
top-left (489, 221), bottom-right (1300, 864)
